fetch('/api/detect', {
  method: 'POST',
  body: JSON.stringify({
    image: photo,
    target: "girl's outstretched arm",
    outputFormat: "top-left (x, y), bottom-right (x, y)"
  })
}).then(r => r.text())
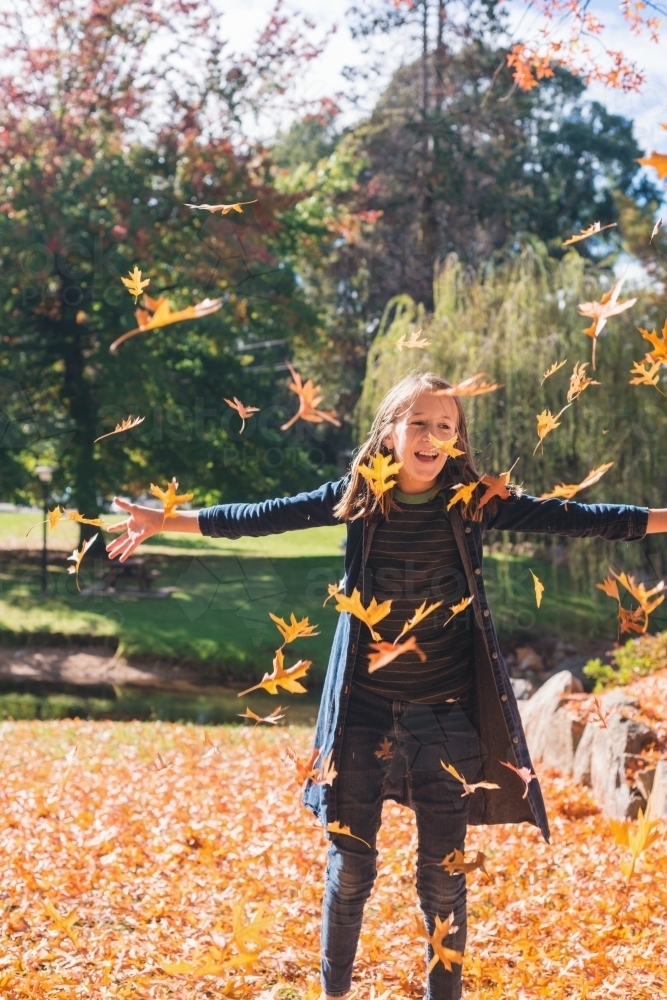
top-left (484, 492), bottom-right (650, 540)
top-left (647, 509), bottom-right (667, 533)
top-left (106, 480), bottom-right (346, 562)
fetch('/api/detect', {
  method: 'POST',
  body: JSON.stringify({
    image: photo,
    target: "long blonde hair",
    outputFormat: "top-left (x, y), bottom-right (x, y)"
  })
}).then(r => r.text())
top-left (334, 371), bottom-right (482, 522)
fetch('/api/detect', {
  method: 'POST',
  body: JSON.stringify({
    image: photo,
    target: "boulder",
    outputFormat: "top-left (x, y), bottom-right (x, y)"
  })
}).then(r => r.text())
top-left (648, 760), bottom-right (667, 818)
top-left (599, 689), bottom-right (640, 712)
top-left (510, 677), bottom-right (535, 701)
top-left (518, 670), bottom-right (584, 773)
top-left (583, 712), bottom-right (658, 819)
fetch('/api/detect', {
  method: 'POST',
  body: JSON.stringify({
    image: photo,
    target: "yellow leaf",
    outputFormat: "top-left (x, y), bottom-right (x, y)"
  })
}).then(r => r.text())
top-left (395, 599), bottom-right (444, 641)
top-left (223, 396), bottom-right (260, 433)
top-left (66, 511), bottom-right (104, 527)
top-left (94, 414), bottom-right (145, 443)
top-left (639, 320), bottom-right (667, 364)
top-left (578, 275), bottom-right (637, 368)
top-left (25, 506), bottom-right (63, 537)
top-left (539, 462), bottom-right (614, 500)
top-left (443, 595), bottom-right (474, 630)
top-left (149, 477), bottom-right (195, 518)
top-left (66, 534), bottom-right (98, 592)
top-left (541, 358), bottom-right (567, 383)
top-left (110, 295), bottom-right (223, 352)
top-left (446, 481), bottom-right (479, 511)
top-left (533, 409), bottom-right (561, 454)
top-left (121, 265), bottom-right (150, 303)
top-left (566, 361), bottom-right (600, 404)
top-left (334, 587), bottom-right (392, 641)
top-left (184, 199), bottom-right (258, 215)
top-left (269, 612), bottom-right (319, 645)
top-left (326, 821), bottom-right (372, 848)
top-left (237, 705), bottom-right (287, 725)
top-left (323, 579), bottom-right (344, 606)
top-left (427, 432), bottom-right (465, 459)
top-left (396, 328), bottom-right (430, 351)
top-left (357, 451), bottom-right (404, 501)
top-left (436, 373), bottom-right (503, 397)
top-left (414, 911), bottom-right (463, 973)
top-left (629, 357), bottom-right (664, 392)
top-left (530, 569), bottom-right (544, 608)
top-left (43, 900), bottom-right (79, 948)
top-left (637, 152), bottom-right (667, 179)
top-left (237, 648), bottom-right (312, 697)
top-left (562, 221), bottom-right (616, 246)
top-left (437, 848), bottom-right (493, 880)
top-left (440, 761), bottom-right (500, 796)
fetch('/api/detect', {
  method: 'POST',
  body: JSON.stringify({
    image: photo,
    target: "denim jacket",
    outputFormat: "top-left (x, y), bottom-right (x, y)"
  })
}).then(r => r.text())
top-left (199, 481), bottom-right (649, 843)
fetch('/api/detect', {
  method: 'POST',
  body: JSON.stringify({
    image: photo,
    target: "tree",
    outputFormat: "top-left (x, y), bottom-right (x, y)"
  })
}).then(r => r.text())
top-left (0, 0), bottom-right (336, 543)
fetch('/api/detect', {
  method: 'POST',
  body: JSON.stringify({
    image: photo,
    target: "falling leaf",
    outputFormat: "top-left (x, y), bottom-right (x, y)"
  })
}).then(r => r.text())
top-left (110, 294), bottom-right (223, 352)
top-left (334, 588), bottom-right (392, 641)
top-left (440, 761), bottom-right (500, 797)
top-left (499, 760), bottom-right (536, 799)
top-left (629, 357), bottom-right (665, 393)
top-left (539, 462), bottom-right (614, 500)
top-left (279, 363), bottom-right (341, 431)
top-left (436, 848), bottom-right (492, 880)
top-left (374, 737), bottom-right (394, 760)
top-left (237, 706), bottom-right (287, 725)
top-left (66, 533), bottom-right (98, 592)
top-left (66, 511), bottom-right (104, 528)
top-left (529, 569), bottom-right (544, 607)
top-left (154, 752), bottom-right (170, 771)
top-left (476, 463), bottom-right (520, 510)
top-left (357, 451), bottom-right (403, 501)
top-left (26, 506), bottom-right (63, 536)
top-left (533, 409), bottom-right (562, 454)
top-left (427, 432), bottom-right (465, 459)
top-left (442, 595), bottom-right (474, 629)
top-left (43, 900), bottom-right (80, 949)
top-left (562, 221), bottom-right (617, 246)
top-left (650, 217), bottom-right (663, 243)
top-left (323, 580), bottom-right (344, 606)
top-left (639, 320), bottom-right (667, 364)
top-left (237, 648), bottom-right (312, 697)
top-left (414, 911), bottom-right (463, 974)
top-left (596, 569), bottom-right (665, 634)
top-left (435, 373), bottom-right (502, 397)
top-left (326, 821), bottom-right (372, 848)
top-left (566, 361), bottom-right (600, 403)
top-left (285, 745), bottom-right (334, 784)
top-left (223, 397), bottom-right (260, 433)
top-left (183, 199), bottom-right (258, 215)
top-left (367, 636), bottom-right (426, 673)
top-left (446, 481), bottom-right (480, 511)
top-left (396, 329), bottom-right (430, 351)
top-left (395, 599), bottom-right (444, 642)
top-left (636, 152), bottom-right (667, 179)
top-left (541, 358), bottom-right (567, 384)
top-left (149, 477), bottom-right (195, 518)
top-left (121, 266), bottom-right (150, 303)
top-left (611, 796), bottom-right (661, 886)
top-left (94, 415), bottom-right (145, 443)
top-left (269, 612), bottom-right (319, 646)
top-left (578, 275), bottom-right (637, 369)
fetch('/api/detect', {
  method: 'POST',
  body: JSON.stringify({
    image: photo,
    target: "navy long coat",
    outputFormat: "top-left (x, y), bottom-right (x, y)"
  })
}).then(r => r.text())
top-left (199, 481), bottom-right (648, 843)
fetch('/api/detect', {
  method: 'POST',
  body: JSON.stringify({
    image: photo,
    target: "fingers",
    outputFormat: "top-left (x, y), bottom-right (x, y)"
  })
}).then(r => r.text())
top-left (106, 519), bottom-right (129, 535)
top-left (112, 497), bottom-right (133, 511)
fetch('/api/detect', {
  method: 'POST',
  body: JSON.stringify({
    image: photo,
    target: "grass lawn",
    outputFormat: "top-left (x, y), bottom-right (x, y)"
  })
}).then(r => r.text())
top-left (0, 511), bottom-right (637, 685)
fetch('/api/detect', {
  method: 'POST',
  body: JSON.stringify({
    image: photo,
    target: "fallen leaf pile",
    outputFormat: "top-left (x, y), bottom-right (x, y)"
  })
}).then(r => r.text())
top-left (0, 710), bottom-right (665, 998)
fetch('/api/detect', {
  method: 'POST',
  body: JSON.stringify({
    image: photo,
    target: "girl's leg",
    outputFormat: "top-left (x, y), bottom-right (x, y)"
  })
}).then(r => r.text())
top-left (398, 699), bottom-right (478, 1000)
top-left (320, 684), bottom-right (395, 999)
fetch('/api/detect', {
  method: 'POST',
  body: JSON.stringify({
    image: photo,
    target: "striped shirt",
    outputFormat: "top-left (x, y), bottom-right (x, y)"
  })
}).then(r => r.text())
top-left (352, 486), bottom-right (473, 704)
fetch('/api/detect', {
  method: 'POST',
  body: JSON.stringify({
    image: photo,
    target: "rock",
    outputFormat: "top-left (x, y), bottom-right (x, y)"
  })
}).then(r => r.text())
top-left (649, 760), bottom-right (667, 818)
top-left (518, 670), bottom-right (584, 773)
top-left (585, 712), bottom-right (658, 819)
top-left (515, 647), bottom-right (544, 673)
top-left (599, 689), bottom-right (640, 712)
top-left (635, 767), bottom-right (655, 800)
top-left (510, 677), bottom-right (535, 701)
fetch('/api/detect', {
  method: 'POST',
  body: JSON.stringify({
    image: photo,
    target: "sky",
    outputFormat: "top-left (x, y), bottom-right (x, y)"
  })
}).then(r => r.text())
top-left (220, 0), bottom-right (667, 161)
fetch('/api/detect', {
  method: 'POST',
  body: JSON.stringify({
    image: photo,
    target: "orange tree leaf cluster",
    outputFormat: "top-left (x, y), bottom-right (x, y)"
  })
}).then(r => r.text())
top-left (0, 718), bottom-right (665, 996)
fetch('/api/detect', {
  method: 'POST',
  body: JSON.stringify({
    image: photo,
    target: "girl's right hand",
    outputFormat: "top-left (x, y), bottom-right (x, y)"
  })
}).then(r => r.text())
top-left (105, 497), bottom-right (164, 562)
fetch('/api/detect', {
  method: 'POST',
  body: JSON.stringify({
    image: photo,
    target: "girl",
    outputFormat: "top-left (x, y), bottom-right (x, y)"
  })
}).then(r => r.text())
top-left (107, 371), bottom-right (666, 1000)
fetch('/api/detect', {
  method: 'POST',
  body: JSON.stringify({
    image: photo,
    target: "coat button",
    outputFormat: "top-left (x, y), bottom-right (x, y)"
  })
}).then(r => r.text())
top-left (465, 526), bottom-right (472, 534)
top-left (501, 694), bottom-right (507, 702)
top-left (475, 567), bottom-right (481, 575)
top-left (483, 609), bottom-right (490, 617)
top-left (512, 736), bottom-right (519, 744)
top-left (492, 652), bottom-right (498, 659)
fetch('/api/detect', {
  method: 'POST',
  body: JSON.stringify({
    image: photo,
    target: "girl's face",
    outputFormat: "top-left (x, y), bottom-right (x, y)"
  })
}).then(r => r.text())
top-left (383, 391), bottom-right (460, 494)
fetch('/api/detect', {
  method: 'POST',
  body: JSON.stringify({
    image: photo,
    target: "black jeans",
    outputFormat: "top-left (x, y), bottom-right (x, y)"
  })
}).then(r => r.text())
top-left (321, 682), bottom-right (484, 999)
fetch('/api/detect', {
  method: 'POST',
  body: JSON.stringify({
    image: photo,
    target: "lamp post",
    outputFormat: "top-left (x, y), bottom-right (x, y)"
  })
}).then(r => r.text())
top-left (34, 465), bottom-right (53, 595)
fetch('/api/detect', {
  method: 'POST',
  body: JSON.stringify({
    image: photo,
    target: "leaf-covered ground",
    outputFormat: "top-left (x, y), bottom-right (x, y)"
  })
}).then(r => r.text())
top-left (0, 680), bottom-right (665, 999)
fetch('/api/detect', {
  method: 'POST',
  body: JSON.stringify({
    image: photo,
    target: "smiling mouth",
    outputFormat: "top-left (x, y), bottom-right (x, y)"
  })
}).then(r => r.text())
top-left (414, 450), bottom-right (439, 462)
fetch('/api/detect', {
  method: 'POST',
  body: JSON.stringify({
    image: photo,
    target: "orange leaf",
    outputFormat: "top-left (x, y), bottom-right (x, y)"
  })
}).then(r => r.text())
top-left (269, 612), bottom-right (319, 645)
top-left (237, 648), bottom-right (312, 697)
top-left (396, 329), bottom-right (430, 351)
top-left (149, 477), bottom-right (195, 518)
top-left (94, 414), bottom-right (145, 443)
top-left (440, 761), bottom-right (500, 797)
top-left (326, 820), bottom-right (371, 848)
top-left (499, 759), bottom-right (536, 799)
top-left (367, 635), bottom-right (426, 673)
top-left (334, 587), bottom-right (392, 641)
top-left (110, 295), bottom-right (223, 351)
top-left (562, 221), bottom-right (617, 246)
top-left (435, 373), bottom-right (502, 397)
top-left (540, 462), bottom-right (614, 500)
top-left (184, 199), bottom-right (258, 214)
top-left (280, 363), bottom-right (341, 431)
top-left (223, 396), bottom-right (260, 432)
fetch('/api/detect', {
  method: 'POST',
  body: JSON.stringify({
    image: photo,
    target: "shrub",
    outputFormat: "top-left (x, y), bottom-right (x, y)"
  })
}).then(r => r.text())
top-left (584, 630), bottom-right (667, 690)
